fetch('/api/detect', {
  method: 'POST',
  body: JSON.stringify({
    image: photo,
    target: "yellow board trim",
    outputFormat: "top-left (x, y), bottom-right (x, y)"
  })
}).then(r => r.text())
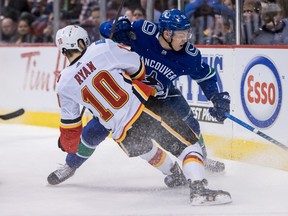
top-left (1, 110), bottom-right (288, 171)
top-left (0, 110), bottom-right (92, 128)
top-left (203, 134), bottom-right (288, 171)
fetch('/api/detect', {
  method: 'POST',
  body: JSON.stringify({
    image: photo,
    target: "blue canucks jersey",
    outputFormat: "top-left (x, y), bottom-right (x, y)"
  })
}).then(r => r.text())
top-left (100, 19), bottom-right (220, 100)
top-left (130, 20), bottom-right (218, 100)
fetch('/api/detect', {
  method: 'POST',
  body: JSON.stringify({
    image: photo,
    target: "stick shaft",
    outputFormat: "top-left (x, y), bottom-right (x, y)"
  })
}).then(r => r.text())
top-left (109, 0), bottom-right (126, 39)
top-left (225, 113), bottom-right (288, 151)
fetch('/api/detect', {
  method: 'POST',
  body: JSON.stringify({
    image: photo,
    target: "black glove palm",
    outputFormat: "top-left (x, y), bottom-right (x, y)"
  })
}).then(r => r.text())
top-left (112, 16), bottom-right (133, 45)
top-left (209, 92), bottom-right (230, 122)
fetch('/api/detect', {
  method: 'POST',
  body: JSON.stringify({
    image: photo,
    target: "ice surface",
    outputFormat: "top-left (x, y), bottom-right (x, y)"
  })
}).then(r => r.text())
top-left (1, 123), bottom-right (288, 216)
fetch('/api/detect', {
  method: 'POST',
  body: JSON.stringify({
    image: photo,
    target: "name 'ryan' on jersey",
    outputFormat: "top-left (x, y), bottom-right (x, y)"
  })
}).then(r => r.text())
top-left (56, 39), bottom-right (152, 153)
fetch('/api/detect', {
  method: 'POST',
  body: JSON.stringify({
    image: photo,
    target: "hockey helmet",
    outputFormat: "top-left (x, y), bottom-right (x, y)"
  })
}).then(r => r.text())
top-left (158, 9), bottom-right (191, 34)
top-left (55, 25), bottom-right (90, 53)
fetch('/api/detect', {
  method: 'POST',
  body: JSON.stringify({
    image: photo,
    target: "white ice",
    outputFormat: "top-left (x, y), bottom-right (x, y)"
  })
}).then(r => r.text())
top-left (1, 123), bottom-right (288, 216)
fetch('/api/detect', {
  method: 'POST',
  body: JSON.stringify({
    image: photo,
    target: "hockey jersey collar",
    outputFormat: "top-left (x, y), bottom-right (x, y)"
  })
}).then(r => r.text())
top-left (69, 49), bottom-right (87, 66)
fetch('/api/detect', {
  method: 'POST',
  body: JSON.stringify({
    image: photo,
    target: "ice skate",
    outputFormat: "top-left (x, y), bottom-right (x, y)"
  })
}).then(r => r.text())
top-left (189, 179), bottom-right (232, 205)
top-left (164, 162), bottom-right (187, 188)
top-left (47, 164), bottom-right (76, 185)
top-left (205, 158), bottom-right (225, 173)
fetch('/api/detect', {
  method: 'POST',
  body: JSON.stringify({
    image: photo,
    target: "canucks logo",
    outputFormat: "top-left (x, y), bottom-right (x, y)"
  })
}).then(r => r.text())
top-left (142, 71), bottom-right (164, 94)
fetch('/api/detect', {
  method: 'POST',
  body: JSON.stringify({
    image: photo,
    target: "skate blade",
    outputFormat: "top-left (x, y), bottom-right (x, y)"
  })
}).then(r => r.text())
top-left (190, 194), bottom-right (232, 206)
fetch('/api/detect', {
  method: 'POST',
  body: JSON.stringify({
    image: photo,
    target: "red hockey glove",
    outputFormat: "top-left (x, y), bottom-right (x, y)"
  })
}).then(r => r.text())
top-left (58, 126), bottom-right (82, 153)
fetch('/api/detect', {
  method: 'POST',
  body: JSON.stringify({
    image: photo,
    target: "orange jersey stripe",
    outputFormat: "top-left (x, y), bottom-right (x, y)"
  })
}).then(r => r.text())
top-left (161, 121), bottom-right (193, 146)
top-left (132, 59), bottom-right (146, 80)
top-left (123, 72), bottom-right (132, 80)
top-left (144, 108), bottom-right (193, 146)
top-left (115, 104), bottom-right (145, 142)
top-left (132, 79), bottom-right (155, 99)
top-left (60, 120), bottom-right (82, 129)
top-left (143, 108), bottom-right (161, 121)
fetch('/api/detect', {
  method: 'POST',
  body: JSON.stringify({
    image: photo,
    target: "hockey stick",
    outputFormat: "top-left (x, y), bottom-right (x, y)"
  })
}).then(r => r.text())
top-left (80, 0), bottom-right (126, 117)
top-left (225, 113), bottom-right (288, 151)
top-left (0, 108), bottom-right (25, 120)
top-left (110, 0), bottom-right (126, 39)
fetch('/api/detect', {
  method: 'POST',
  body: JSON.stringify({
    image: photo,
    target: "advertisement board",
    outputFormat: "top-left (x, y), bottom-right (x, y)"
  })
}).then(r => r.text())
top-left (0, 45), bottom-right (287, 170)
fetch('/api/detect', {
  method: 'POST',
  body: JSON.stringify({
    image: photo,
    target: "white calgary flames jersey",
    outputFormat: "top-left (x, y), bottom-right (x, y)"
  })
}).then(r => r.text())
top-left (57, 39), bottom-right (153, 142)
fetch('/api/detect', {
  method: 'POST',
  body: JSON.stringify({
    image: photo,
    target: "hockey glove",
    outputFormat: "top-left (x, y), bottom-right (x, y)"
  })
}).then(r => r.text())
top-left (209, 92), bottom-right (230, 122)
top-left (99, 16), bottom-right (134, 45)
top-left (112, 16), bottom-right (134, 45)
top-left (58, 125), bottom-right (82, 153)
top-left (58, 136), bottom-right (80, 154)
top-left (58, 137), bottom-right (65, 152)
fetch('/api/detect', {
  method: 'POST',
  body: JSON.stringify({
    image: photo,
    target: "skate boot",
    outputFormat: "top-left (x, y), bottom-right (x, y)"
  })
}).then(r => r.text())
top-left (164, 162), bottom-right (187, 188)
top-left (47, 164), bottom-right (76, 185)
top-left (189, 179), bottom-right (232, 205)
top-left (205, 158), bottom-right (225, 173)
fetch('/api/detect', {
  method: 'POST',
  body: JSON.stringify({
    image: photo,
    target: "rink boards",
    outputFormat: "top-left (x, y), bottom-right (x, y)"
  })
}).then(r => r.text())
top-left (0, 44), bottom-right (287, 171)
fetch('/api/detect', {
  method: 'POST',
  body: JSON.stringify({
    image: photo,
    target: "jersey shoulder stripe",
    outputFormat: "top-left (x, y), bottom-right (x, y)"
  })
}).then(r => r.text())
top-left (129, 59), bottom-right (146, 80)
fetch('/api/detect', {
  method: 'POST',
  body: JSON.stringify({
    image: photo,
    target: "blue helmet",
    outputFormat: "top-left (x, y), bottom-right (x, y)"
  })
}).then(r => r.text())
top-left (158, 9), bottom-right (191, 34)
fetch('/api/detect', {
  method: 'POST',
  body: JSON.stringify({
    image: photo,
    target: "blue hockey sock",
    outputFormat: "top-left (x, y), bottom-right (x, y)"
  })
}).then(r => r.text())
top-left (66, 139), bottom-right (97, 169)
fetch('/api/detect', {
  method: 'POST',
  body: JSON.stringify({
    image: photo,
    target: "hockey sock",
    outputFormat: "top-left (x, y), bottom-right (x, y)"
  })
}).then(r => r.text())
top-left (140, 141), bottom-right (174, 175)
top-left (178, 143), bottom-right (205, 181)
top-left (77, 137), bottom-right (97, 158)
top-left (198, 134), bottom-right (207, 159)
top-left (66, 137), bottom-right (97, 169)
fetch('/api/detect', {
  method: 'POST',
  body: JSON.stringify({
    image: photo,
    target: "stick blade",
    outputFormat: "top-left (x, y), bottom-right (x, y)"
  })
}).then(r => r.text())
top-left (0, 109), bottom-right (25, 120)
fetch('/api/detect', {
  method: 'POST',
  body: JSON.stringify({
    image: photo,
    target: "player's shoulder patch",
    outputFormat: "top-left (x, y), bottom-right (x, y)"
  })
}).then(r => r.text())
top-left (185, 42), bottom-right (198, 56)
top-left (141, 20), bottom-right (157, 35)
top-left (95, 39), bottom-right (106, 45)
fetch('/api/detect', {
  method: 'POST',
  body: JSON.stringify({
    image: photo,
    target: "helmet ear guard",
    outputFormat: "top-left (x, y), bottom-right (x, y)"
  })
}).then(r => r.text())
top-left (61, 48), bottom-right (67, 54)
top-left (55, 25), bottom-right (90, 53)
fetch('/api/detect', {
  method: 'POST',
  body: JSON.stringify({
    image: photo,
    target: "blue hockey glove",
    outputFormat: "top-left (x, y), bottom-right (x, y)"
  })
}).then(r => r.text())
top-left (114, 16), bottom-right (132, 32)
top-left (209, 92), bottom-right (230, 122)
top-left (112, 16), bottom-right (133, 45)
top-left (100, 16), bottom-right (133, 45)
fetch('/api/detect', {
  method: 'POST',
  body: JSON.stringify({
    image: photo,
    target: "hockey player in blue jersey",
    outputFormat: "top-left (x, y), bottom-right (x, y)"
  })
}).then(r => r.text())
top-left (48, 9), bottom-right (230, 189)
top-left (99, 9), bottom-right (231, 168)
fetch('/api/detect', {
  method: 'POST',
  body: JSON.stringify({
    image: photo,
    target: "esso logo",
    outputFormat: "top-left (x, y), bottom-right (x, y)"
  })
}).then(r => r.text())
top-left (241, 56), bottom-right (282, 128)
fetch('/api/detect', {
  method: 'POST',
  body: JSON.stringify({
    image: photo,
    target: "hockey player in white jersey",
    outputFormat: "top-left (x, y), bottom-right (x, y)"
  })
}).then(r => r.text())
top-left (100, 9), bottom-right (230, 174)
top-left (49, 10), bottom-right (229, 190)
top-left (48, 25), bottom-right (232, 205)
